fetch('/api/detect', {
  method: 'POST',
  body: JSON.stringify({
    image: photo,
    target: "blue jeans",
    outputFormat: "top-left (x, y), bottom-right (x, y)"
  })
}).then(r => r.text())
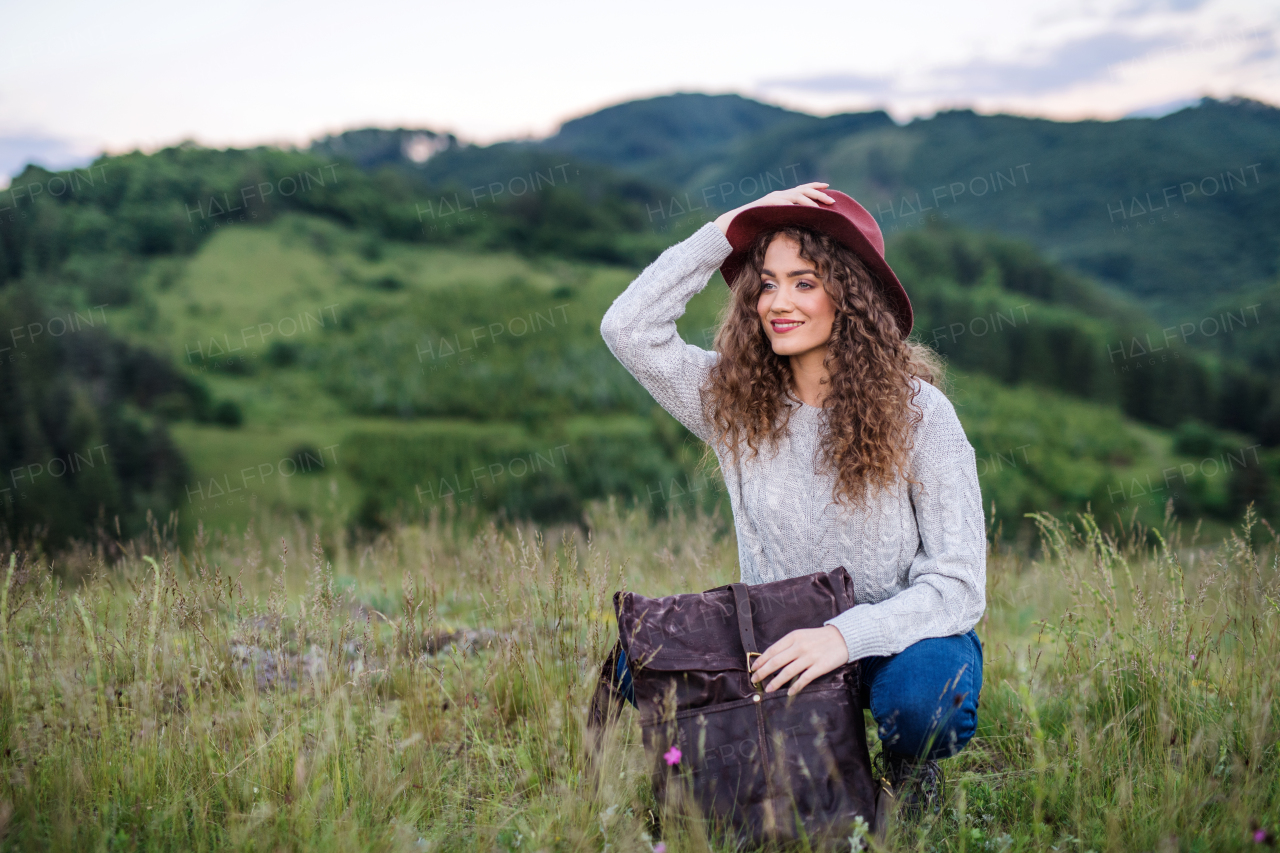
top-left (614, 628), bottom-right (983, 762)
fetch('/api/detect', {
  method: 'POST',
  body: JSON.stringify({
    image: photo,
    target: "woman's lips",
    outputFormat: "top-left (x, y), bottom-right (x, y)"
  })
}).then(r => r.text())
top-left (771, 319), bottom-right (803, 334)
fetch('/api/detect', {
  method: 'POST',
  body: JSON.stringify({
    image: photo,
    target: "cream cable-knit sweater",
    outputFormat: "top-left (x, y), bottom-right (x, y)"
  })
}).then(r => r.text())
top-left (600, 222), bottom-right (987, 663)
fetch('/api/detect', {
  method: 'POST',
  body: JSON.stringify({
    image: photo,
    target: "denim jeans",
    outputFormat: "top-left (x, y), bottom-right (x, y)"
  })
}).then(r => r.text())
top-left (614, 628), bottom-right (983, 762)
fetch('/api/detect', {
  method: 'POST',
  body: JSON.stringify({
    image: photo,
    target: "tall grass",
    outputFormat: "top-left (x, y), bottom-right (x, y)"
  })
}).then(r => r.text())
top-left (0, 499), bottom-right (1275, 851)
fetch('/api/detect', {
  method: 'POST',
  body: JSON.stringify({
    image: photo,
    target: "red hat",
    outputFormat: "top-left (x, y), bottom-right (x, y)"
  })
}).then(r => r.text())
top-left (719, 190), bottom-right (913, 338)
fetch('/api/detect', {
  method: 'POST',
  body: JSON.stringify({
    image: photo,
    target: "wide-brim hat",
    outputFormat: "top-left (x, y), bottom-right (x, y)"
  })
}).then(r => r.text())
top-left (719, 189), bottom-right (913, 338)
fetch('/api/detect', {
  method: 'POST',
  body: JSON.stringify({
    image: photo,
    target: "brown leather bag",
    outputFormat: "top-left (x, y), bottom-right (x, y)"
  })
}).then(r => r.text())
top-left (588, 567), bottom-right (878, 847)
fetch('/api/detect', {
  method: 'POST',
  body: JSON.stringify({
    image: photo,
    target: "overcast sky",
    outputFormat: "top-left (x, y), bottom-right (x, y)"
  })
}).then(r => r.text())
top-left (1, 0), bottom-right (1277, 180)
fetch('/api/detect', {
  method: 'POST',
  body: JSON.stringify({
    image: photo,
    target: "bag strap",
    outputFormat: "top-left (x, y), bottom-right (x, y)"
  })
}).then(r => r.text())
top-left (829, 567), bottom-right (864, 690)
top-left (731, 583), bottom-right (762, 677)
top-left (832, 566), bottom-right (857, 613)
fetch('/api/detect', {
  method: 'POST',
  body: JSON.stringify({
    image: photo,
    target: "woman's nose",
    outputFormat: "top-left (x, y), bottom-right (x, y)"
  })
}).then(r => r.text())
top-left (772, 285), bottom-right (796, 312)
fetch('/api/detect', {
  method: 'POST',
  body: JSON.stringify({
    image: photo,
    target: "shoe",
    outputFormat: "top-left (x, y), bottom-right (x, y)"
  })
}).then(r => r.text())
top-left (873, 751), bottom-right (946, 819)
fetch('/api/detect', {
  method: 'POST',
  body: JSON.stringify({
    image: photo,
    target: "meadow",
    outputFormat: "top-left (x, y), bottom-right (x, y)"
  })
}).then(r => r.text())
top-left (2, 96), bottom-right (1277, 853)
top-left (6, 139), bottom-right (1276, 549)
top-left (0, 497), bottom-right (1276, 852)
top-left (105, 213), bottom-right (1273, 544)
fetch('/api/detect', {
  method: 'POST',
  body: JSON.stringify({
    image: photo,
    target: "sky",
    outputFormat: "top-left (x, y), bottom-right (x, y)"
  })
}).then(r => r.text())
top-left (1, 0), bottom-right (1277, 181)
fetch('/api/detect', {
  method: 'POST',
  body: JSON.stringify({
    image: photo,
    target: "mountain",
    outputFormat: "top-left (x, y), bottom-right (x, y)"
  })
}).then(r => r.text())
top-left (539, 92), bottom-right (884, 188)
top-left (529, 94), bottom-right (1280, 328)
top-left (309, 93), bottom-right (1279, 331)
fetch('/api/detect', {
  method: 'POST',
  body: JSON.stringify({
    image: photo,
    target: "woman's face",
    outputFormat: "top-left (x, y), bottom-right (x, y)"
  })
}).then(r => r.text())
top-left (756, 235), bottom-right (836, 360)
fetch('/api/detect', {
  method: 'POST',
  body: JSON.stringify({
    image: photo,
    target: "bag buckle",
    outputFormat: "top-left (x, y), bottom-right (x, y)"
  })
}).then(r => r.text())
top-left (746, 652), bottom-right (764, 692)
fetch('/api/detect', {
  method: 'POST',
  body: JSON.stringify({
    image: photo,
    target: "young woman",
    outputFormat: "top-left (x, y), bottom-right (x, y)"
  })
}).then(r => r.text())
top-left (599, 182), bottom-right (986, 812)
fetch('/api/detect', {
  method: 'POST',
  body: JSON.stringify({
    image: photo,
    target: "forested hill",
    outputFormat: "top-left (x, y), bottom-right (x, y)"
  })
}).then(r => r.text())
top-left (536, 93), bottom-right (1280, 325)
top-left (315, 93), bottom-right (1280, 405)
top-left (0, 93), bottom-right (1278, 548)
top-left (0, 143), bottom-right (678, 546)
top-left (319, 93), bottom-right (1278, 326)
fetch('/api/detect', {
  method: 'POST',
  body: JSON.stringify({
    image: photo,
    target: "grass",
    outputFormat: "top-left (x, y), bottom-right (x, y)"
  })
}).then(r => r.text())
top-left (0, 498), bottom-right (1276, 852)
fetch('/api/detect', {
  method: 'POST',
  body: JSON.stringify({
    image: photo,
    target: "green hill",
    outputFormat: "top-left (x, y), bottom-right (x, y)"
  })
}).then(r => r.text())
top-left (887, 225), bottom-right (1278, 440)
top-left (104, 215), bottom-right (1276, 540)
top-left (543, 93), bottom-right (893, 188)
top-left (310, 96), bottom-right (1280, 442)
top-left (533, 94), bottom-right (1280, 326)
top-left (312, 93), bottom-right (1280, 375)
top-left (2, 98), bottom-right (1278, 547)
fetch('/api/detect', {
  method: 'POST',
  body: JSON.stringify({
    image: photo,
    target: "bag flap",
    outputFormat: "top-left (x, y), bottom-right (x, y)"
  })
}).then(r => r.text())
top-left (615, 568), bottom-right (855, 673)
top-left (616, 586), bottom-right (744, 671)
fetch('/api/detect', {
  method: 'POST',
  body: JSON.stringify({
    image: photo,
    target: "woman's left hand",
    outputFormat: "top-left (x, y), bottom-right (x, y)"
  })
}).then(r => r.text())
top-left (713, 182), bottom-right (835, 236)
top-left (750, 625), bottom-right (849, 696)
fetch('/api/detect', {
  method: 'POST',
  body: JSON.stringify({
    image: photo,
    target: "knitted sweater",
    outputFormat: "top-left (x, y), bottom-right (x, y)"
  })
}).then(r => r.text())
top-left (600, 222), bottom-right (987, 663)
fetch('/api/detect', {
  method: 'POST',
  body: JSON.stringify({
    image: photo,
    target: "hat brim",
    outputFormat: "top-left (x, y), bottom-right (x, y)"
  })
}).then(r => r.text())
top-left (720, 205), bottom-right (913, 339)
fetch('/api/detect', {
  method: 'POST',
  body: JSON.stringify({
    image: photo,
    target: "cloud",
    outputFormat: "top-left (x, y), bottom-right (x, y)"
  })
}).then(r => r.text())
top-left (1240, 41), bottom-right (1277, 66)
top-left (757, 73), bottom-right (896, 96)
top-left (932, 32), bottom-right (1179, 95)
top-left (761, 31), bottom-right (1180, 99)
top-left (1114, 0), bottom-right (1210, 19)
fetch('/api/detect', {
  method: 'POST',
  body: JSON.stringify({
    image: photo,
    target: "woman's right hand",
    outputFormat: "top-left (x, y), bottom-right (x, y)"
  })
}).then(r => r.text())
top-left (713, 182), bottom-right (836, 236)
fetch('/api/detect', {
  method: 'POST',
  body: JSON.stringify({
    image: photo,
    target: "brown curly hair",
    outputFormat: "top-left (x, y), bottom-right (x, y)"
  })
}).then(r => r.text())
top-left (700, 226), bottom-right (947, 509)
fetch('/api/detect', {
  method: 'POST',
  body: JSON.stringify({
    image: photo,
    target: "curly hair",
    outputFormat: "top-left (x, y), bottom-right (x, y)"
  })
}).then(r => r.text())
top-left (700, 226), bottom-right (947, 509)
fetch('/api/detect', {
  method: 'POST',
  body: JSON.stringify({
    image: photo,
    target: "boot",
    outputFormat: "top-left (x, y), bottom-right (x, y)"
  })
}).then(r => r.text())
top-left (873, 750), bottom-right (946, 820)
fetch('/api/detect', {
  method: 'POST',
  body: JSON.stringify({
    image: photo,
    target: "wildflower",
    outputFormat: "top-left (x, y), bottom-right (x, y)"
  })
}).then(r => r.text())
top-left (654, 844), bottom-right (667, 853)
top-left (846, 815), bottom-right (870, 851)
top-left (663, 746), bottom-right (681, 766)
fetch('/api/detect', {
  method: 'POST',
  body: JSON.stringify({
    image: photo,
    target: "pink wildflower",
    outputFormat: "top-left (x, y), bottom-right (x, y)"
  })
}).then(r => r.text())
top-left (654, 844), bottom-right (667, 853)
top-left (663, 746), bottom-right (682, 766)
top-left (1255, 829), bottom-right (1267, 843)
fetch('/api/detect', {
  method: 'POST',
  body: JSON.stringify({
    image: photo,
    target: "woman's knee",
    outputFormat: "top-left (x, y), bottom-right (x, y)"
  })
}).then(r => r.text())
top-left (868, 630), bottom-right (983, 760)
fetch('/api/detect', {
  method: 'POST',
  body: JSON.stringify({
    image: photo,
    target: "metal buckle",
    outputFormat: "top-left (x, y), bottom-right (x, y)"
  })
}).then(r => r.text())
top-left (746, 652), bottom-right (763, 692)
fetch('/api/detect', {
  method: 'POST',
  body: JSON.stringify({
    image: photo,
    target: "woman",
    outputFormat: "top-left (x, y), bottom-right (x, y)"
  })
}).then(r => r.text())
top-left (599, 182), bottom-right (986, 814)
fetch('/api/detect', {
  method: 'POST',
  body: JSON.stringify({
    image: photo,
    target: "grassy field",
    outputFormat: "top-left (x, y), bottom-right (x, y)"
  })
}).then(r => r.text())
top-left (0, 500), bottom-right (1276, 851)
top-left (110, 214), bottom-right (1275, 542)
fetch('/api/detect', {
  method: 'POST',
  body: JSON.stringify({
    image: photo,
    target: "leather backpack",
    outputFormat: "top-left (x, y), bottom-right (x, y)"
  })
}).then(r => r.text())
top-left (588, 567), bottom-right (878, 847)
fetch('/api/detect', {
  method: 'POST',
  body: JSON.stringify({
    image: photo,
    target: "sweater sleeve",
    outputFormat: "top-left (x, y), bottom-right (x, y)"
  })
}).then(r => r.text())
top-left (823, 388), bottom-right (988, 661)
top-left (600, 222), bottom-right (733, 445)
